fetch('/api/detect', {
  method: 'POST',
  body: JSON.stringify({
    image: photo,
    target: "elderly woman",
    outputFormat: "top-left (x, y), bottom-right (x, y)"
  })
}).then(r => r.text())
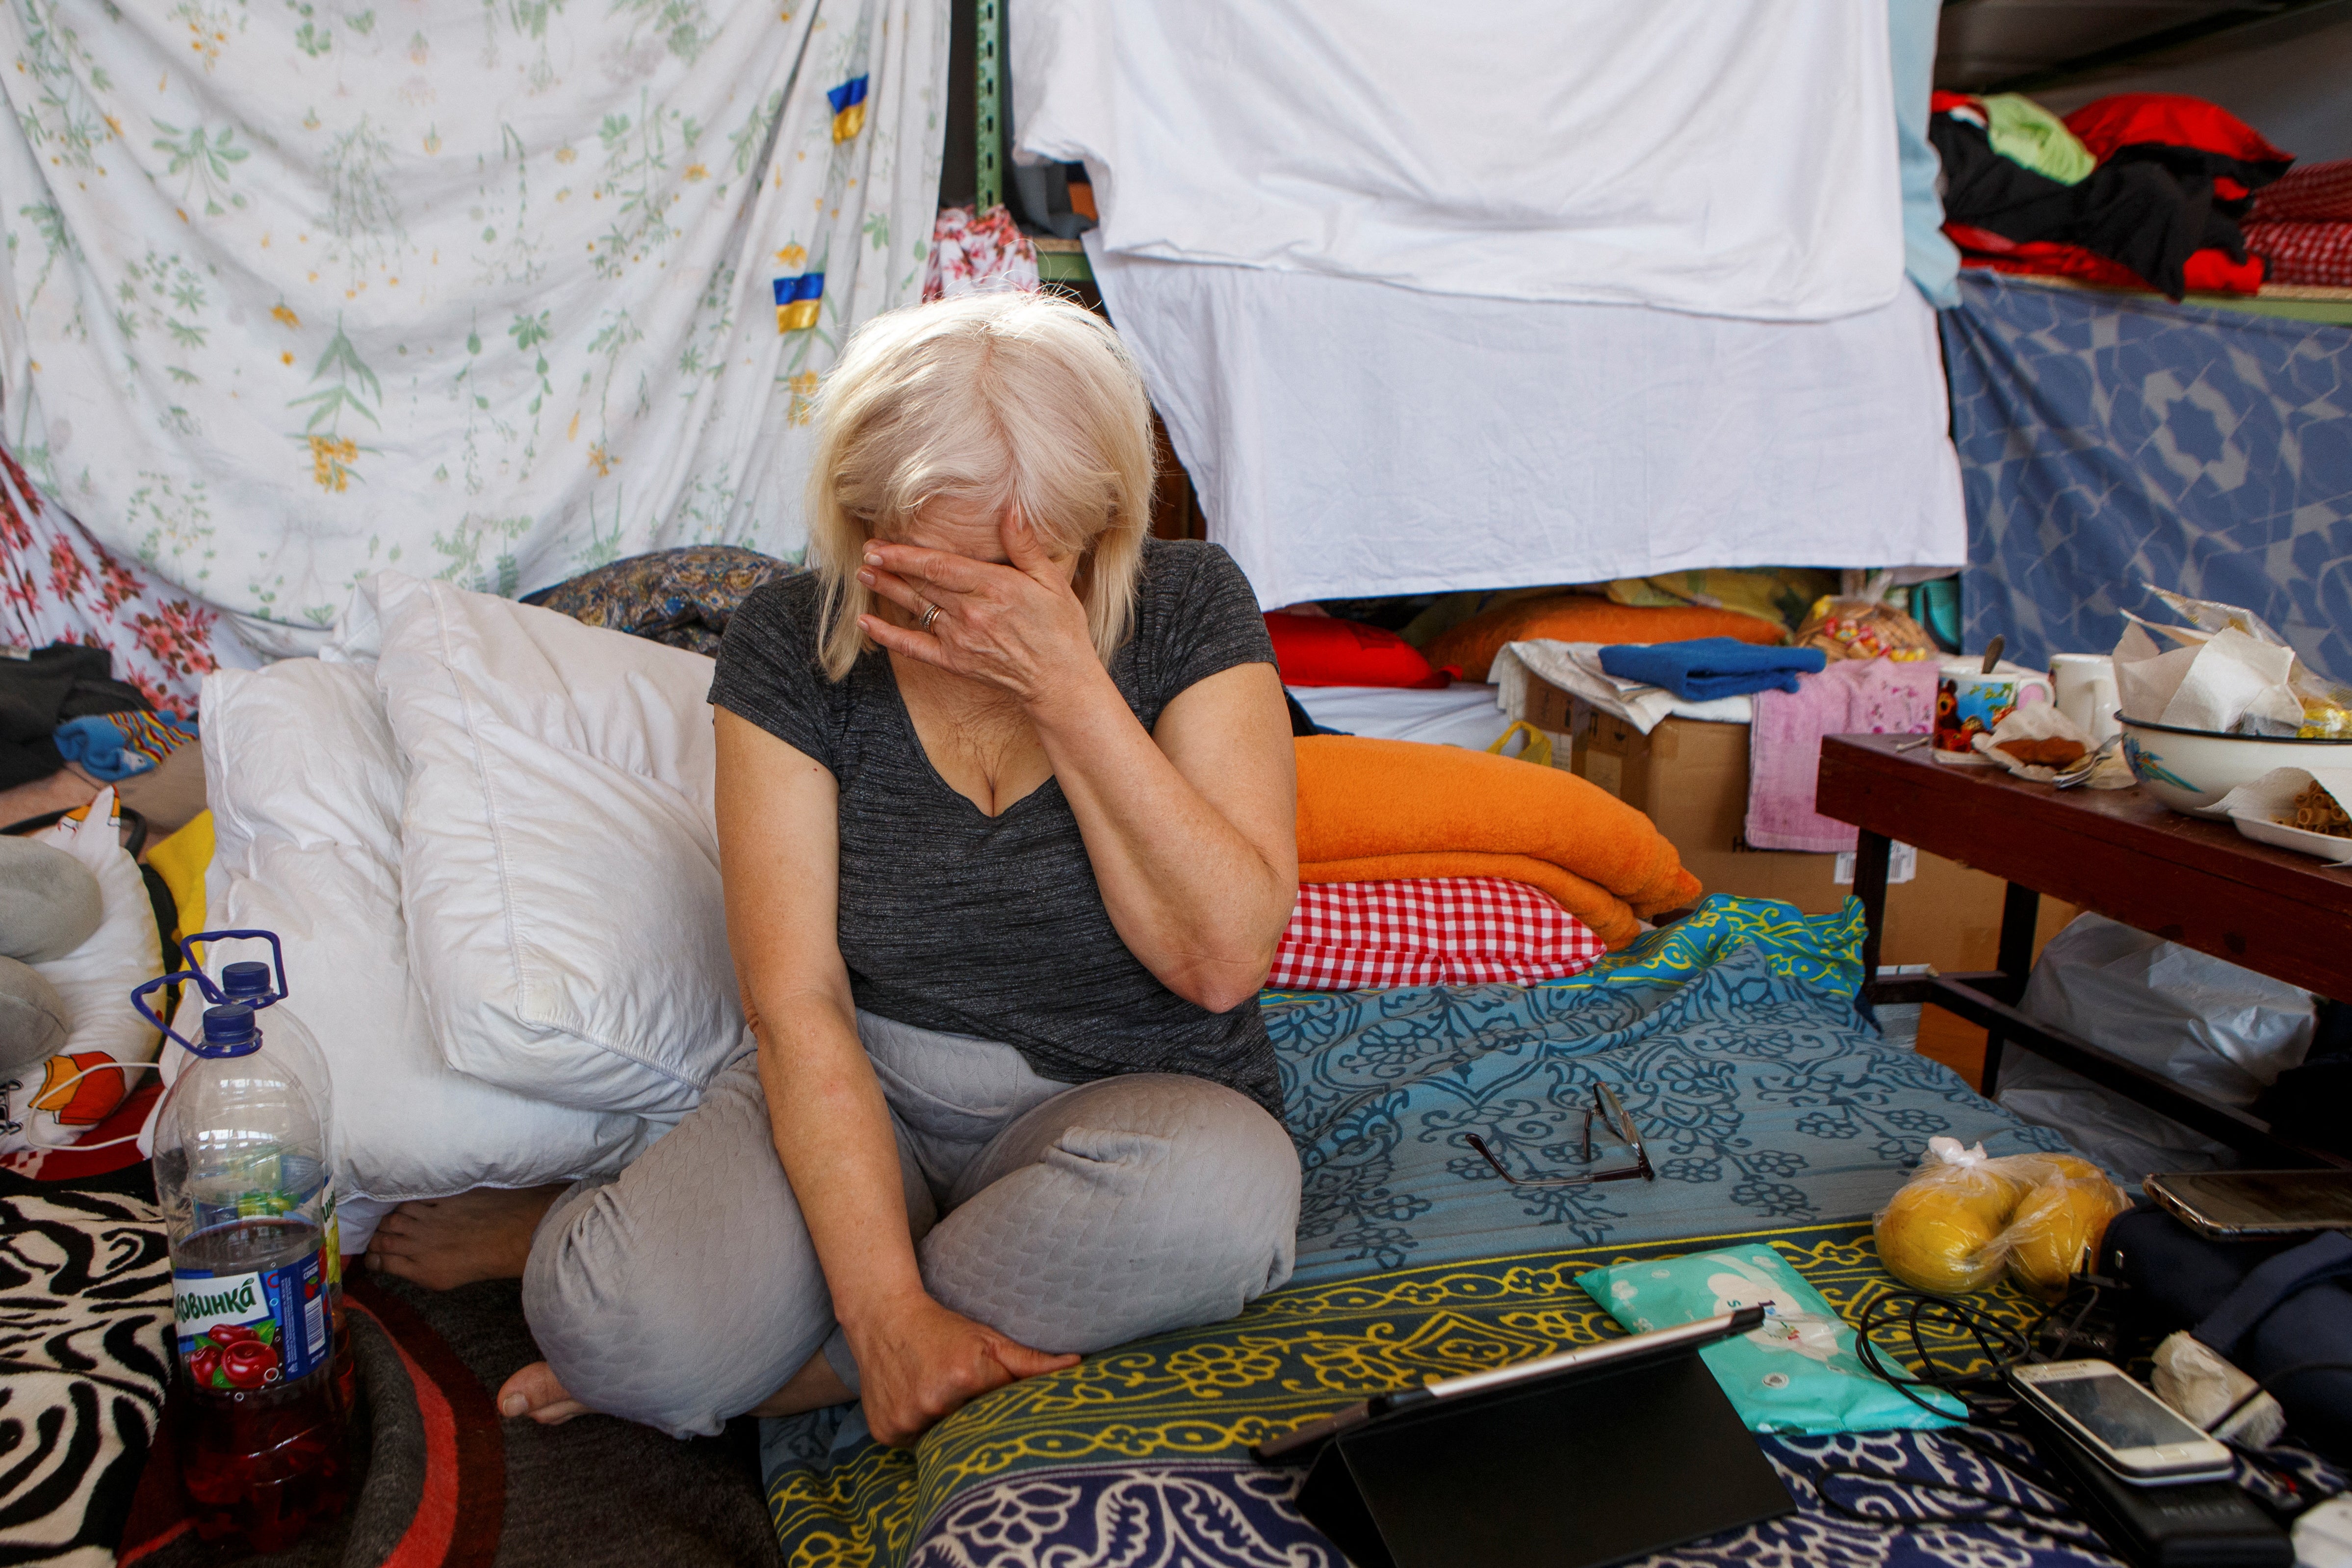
top-left (368, 291), bottom-right (1302, 1444)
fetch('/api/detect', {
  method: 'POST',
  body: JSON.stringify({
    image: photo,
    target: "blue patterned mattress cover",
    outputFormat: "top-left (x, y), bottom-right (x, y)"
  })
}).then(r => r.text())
top-left (1275, 894), bottom-right (2068, 1285)
top-left (763, 894), bottom-right (2088, 1566)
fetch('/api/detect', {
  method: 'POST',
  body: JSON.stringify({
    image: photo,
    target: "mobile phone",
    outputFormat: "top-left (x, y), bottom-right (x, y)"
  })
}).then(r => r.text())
top-left (2144, 1169), bottom-right (2352, 1239)
top-left (2007, 1361), bottom-right (2233, 1485)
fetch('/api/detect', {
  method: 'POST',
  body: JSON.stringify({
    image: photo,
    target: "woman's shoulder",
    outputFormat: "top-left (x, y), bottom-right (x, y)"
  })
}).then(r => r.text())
top-left (722, 569), bottom-right (827, 664)
top-left (1120, 539), bottom-right (1272, 708)
top-left (710, 569), bottom-right (841, 748)
top-left (1132, 538), bottom-right (1257, 625)
top-left (1137, 535), bottom-right (1238, 586)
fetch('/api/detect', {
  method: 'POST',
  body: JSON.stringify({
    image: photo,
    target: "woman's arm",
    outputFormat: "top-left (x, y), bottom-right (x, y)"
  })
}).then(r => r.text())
top-left (857, 516), bottom-right (1297, 1012)
top-left (714, 710), bottom-right (1075, 1444)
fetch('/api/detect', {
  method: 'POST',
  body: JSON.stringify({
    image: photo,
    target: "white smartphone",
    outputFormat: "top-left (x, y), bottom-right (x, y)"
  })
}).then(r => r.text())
top-left (2008, 1360), bottom-right (2234, 1484)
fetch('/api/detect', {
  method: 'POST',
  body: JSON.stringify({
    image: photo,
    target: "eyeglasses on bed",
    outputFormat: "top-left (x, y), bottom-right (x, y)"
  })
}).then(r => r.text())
top-left (1462, 1083), bottom-right (1654, 1188)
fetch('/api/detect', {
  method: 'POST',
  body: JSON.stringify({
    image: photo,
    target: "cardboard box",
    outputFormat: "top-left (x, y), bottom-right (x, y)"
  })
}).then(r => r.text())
top-left (1526, 683), bottom-right (2074, 975)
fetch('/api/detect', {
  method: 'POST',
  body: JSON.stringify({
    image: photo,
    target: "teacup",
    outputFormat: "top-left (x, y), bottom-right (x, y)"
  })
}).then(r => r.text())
top-left (1935, 660), bottom-right (2053, 755)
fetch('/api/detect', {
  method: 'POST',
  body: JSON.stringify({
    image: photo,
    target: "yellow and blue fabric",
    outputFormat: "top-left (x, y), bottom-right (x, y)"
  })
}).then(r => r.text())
top-left (52, 711), bottom-right (197, 782)
top-left (763, 1220), bottom-right (2225, 1568)
top-left (827, 75), bottom-right (869, 143)
top-left (774, 272), bottom-right (825, 333)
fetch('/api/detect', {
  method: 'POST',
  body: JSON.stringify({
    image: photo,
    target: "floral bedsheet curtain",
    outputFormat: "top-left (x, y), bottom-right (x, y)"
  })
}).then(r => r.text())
top-left (0, 0), bottom-right (946, 653)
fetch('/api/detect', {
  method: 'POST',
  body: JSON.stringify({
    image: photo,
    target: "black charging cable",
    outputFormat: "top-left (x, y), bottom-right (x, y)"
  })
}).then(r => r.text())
top-left (2193, 1360), bottom-right (2352, 1520)
top-left (2200, 1361), bottom-right (2352, 1437)
top-left (1831, 1287), bottom-right (2352, 1543)
top-left (1774, 1289), bottom-right (2116, 1548)
top-left (1851, 1288), bottom-right (2035, 1425)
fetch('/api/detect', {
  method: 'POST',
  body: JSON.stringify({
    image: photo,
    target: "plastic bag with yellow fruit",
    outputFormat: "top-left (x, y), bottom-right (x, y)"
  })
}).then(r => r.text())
top-left (1873, 1137), bottom-right (2129, 1298)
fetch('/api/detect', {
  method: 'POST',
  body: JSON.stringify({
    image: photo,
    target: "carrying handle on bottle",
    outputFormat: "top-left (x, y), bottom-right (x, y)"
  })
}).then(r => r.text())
top-left (180, 928), bottom-right (289, 1004)
top-left (132, 970), bottom-right (227, 1056)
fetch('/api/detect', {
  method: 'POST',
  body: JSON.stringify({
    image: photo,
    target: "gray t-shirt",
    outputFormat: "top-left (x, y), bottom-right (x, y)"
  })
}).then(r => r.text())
top-left (708, 538), bottom-right (1283, 1118)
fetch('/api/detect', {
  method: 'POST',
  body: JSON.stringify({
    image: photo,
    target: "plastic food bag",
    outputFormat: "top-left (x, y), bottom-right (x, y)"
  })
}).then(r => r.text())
top-left (1578, 1246), bottom-right (1964, 1434)
top-left (1793, 595), bottom-right (1938, 663)
top-left (2129, 591), bottom-right (2352, 738)
top-left (1873, 1137), bottom-right (2128, 1298)
top-left (2151, 1331), bottom-right (2286, 1446)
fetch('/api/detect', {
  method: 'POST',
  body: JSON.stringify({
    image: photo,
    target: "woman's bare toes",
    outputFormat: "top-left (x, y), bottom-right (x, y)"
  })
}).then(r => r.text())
top-left (498, 1360), bottom-right (593, 1425)
top-left (361, 1184), bottom-right (570, 1291)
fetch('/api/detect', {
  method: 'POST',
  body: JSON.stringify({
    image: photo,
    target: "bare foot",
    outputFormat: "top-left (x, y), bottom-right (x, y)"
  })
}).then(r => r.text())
top-left (362, 1184), bottom-right (569, 1291)
top-left (495, 1346), bottom-right (853, 1430)
top-left (499, 1360), bottom-right (594, 1426)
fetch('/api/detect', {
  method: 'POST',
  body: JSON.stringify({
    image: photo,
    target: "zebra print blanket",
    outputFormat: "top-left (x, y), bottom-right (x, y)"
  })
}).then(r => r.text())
top-left (0, 1187), bottom-right (174, 1568)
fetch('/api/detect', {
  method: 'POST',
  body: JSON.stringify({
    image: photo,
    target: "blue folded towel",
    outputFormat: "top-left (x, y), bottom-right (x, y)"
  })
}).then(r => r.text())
top-left (1596, 638), bottom-right (1827, 702)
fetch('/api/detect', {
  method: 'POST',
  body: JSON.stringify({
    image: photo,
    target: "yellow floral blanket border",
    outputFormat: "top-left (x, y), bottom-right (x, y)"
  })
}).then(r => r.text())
top-left (766, 1219), bottom-right (2038, 1567)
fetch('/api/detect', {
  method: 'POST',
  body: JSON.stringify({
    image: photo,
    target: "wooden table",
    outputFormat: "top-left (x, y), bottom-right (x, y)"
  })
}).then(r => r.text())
top-left (1814, 732), bottom-right (2352, 1168)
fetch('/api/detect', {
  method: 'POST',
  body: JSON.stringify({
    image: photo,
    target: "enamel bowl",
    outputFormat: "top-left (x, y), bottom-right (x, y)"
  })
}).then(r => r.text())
top-left (2116, 715), bottom-right (2352, 813)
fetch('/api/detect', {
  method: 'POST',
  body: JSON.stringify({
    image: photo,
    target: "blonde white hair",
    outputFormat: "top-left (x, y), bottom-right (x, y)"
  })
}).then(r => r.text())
top-left (805, 290), bottom-right (1155, 681)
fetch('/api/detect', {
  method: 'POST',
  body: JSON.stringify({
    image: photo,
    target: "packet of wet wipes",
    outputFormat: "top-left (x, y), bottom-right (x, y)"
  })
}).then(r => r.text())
top-left (1577, 1246), bottom-right (1963, 1434)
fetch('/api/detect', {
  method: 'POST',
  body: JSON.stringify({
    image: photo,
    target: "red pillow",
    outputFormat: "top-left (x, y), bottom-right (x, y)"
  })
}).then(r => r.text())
top-left (2063, 94), bottom-right (2292, 187)
top-left (2065, 93), bottom-right (2291, 163)
top-left (1268, 877), bottom-right (1604, 991)
top-left (1265, 613), bottom-right (1451, 688)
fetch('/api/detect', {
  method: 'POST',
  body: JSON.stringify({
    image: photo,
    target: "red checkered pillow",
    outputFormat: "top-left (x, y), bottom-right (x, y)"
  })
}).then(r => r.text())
top-left (2252, 158), bottom-right (2352, 223)
top-left (2243, 220), bottom-right (2352, 288)
top-left (1269, 877), bottom-right (1604, 991)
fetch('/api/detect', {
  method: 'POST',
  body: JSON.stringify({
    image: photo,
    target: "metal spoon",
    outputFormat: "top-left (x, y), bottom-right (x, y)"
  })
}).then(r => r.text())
top-left (2052, 736), bottom-right (2120, 789)
top-left (1980, 635), bottom-right (2005, 675)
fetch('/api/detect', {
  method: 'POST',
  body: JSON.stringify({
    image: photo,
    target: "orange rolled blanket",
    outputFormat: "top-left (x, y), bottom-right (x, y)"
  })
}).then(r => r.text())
top-left (1293, 735), bottom-right (1702, 950)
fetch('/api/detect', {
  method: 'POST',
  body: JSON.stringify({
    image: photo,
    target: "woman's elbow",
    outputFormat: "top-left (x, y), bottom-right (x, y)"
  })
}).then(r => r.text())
top-left (1165, 945), bottom-right (1279, 1014)
top-left (1176, 973), bottom-right (1270, 1011)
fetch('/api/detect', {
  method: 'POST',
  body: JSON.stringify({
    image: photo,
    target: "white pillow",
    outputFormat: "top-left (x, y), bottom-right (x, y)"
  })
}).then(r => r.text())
top-left (366, 573), bottom-right (742, 1118)
top-left (188, 656), bottom-right (665, 1250)
top-left (2, 788), bottom-right (163, 1154)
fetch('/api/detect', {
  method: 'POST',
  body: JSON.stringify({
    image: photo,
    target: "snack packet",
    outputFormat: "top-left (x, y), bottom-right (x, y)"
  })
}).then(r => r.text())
top-left (1578, 1245), bottom-right (1964, 1434)
top-left (1873, 1137), bottom-right (2128, 1299)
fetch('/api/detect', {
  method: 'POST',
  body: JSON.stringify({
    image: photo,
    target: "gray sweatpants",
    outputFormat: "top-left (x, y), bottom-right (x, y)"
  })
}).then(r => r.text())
top-left (521, 1011), bottom-right (1302, 1437)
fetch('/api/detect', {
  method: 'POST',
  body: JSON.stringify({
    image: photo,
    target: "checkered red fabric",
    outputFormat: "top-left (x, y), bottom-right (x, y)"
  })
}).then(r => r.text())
top-left (2252, 158), bottom-right (2352, 223)
top-left (2244, 220), bottom-right (2352, 288)
top-left (1269, 877), bottom-right (1604, 991)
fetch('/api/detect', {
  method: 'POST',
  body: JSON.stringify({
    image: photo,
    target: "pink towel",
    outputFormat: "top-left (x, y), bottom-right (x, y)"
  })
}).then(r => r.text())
top-left (1744, 658), bottom-right (1938, 852)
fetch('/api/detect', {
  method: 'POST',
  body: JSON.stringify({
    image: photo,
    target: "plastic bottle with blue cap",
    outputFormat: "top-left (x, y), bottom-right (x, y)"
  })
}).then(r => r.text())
top-left (133, 930), bottom-right (349, 1551)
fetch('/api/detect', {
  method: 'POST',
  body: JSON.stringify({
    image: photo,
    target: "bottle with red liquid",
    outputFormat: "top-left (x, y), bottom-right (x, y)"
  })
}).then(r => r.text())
top-left (208, 946), bottom-right (353, 1417)
top-left (135, 933), bottom-right (347, 1552)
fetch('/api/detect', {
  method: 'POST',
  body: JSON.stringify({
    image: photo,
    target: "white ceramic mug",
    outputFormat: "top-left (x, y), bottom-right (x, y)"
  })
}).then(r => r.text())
top-left (2049, 654), bottom-right (2121, 745)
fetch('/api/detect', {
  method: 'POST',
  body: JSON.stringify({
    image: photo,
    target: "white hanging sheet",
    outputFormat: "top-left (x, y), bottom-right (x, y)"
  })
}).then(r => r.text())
top-left (1015, 0), bottom-right (1902, 321)
top-left (1087, 244), bottom-right (1966, 612)
top-left (0, 0), bottom-right (946, 645)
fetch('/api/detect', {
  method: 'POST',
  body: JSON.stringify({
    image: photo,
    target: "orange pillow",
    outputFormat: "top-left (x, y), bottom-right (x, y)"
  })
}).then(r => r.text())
top-left (1266, 613), bottom-right (1451, 688)
top-left (1424, 594), bottom-right (1785, 682)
